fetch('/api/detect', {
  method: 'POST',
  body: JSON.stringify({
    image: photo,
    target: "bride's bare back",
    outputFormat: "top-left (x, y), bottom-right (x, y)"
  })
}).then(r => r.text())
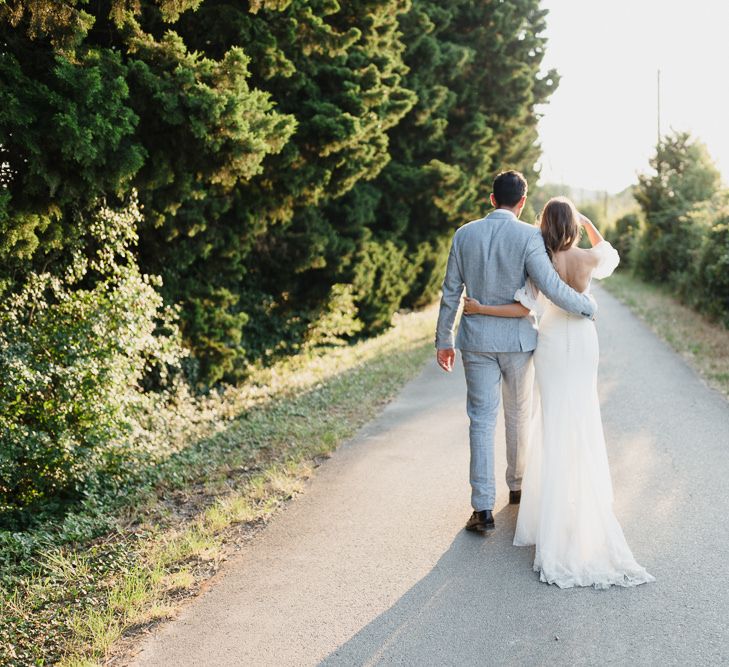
top-left (552, 246), bottom-right (601, 294)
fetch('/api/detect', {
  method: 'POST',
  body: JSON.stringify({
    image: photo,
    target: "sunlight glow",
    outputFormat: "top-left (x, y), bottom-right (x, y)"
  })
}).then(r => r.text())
top-left (537, 0), bottom-right (729, 193)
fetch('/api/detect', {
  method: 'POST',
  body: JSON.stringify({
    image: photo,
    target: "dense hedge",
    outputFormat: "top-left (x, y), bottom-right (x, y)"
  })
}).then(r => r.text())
top-left (0, 1), bottom-right (556, 520)
top-left (1, 0), bottom-right (555, 387)
top-left (0, 197), bottom-right (186, 526)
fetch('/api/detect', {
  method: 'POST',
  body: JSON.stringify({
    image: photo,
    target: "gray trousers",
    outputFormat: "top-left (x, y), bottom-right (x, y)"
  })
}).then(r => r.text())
top-left (460, 350), bottom-right (533, 511)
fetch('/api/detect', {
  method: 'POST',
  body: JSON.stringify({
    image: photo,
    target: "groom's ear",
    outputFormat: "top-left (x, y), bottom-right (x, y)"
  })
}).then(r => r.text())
top-left (490, 193), bottom-right (498, 208)
top-left (514, 195), bottom-right (527, 218)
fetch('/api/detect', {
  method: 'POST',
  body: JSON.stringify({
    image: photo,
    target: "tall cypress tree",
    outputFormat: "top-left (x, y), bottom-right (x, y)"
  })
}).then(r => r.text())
top-left (146, 0), bottom-right (416, 380)
top-left (366, 0), bottom-right (557, 315)
top-left (1, 0), bottom-right (558, 387)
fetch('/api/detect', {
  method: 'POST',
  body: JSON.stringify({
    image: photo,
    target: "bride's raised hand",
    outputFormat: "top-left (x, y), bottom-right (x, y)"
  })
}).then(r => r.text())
top-left (462, 296), bottom-right (483, 315)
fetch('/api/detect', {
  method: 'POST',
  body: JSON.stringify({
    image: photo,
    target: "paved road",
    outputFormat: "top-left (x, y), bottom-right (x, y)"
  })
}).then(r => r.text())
top-left (130, 287), bottom-right (729, 666)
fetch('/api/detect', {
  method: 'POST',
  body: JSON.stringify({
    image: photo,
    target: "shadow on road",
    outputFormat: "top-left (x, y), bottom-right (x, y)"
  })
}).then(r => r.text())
top-left (320, 504), bottom-right (539, 666)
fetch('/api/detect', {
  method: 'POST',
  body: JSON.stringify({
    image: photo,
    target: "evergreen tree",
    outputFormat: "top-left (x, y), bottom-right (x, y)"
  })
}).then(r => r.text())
top-left (365, 0), bottom-right (558, 318)
top-left (0, 27), bottom-right (143, 278)
top-left (152, 0), bottom-right (417, 379)
top-left (1, 0), bottom-right (559, 386)
top-left (1, 1), bottom-right (296, 384)
top-left (633, 131), bottom-right (721, 281)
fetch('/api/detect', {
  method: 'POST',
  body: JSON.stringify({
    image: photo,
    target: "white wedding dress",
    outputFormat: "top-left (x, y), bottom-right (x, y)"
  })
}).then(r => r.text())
top-left (513, 241), bottom-right (654, 589)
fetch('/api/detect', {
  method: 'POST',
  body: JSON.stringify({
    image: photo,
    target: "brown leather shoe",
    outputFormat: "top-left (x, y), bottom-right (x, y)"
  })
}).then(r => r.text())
top-left (509, 490), bottom-right (521, 505)
top-left (465, 510), bottom-right (495, 533)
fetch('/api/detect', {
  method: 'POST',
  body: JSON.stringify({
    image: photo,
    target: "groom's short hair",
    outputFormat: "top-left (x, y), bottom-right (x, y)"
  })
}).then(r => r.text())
top-left (493, 171), bottom-right (528, 207)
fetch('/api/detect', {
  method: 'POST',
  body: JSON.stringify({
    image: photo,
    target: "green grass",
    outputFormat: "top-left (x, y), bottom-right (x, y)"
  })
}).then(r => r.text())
top-left (603, 272), bottom-right (729, 399)
top-left (0, 306), bottom-right (437, 666)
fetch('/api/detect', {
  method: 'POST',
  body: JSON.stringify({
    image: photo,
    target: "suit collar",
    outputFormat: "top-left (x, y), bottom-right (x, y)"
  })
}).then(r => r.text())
top-left (486, 208), bottom-right (518, 222)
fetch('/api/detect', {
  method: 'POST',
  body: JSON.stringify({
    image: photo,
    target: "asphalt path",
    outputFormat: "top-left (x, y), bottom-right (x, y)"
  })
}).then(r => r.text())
top-left (130, 286), bottom-right (729, 666)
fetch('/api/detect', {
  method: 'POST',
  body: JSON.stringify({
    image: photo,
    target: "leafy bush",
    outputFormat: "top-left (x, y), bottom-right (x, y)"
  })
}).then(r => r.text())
top-left (0, 197), bottom-right (184, 528)
top-left (605, 213), bottom-right (641, 267)
top-left (631, 207), bottom-right (711, 283)
top-left (696, 220), bottom-right (729, 326)
top-left (628, 133), bottom-right (729, 328)
top-left (402, 237), bottom-right (451, 310)
top-left (632, 132), bottom-right (720, 282)
top-left (304, 283), bottom-right (363, 349)
top-left (352, 238), bottom-right (418, 333)
top-left (674, 202), bottom-right (729, 327)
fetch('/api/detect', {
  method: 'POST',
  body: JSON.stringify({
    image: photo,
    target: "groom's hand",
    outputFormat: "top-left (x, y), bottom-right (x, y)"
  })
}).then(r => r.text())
top-left (437, 348), bottom-right (455, 373)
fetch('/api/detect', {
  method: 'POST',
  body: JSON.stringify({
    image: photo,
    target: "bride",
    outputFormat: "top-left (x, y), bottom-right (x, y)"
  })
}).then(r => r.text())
top-left (462, 196), bottom-right (654, 590)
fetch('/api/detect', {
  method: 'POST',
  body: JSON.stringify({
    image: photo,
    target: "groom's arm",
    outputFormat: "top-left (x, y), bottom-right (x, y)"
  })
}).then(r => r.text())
top-left (435, 236), bottom-right (465, 351)
top-left (525, 230), bottom-right (597, 319)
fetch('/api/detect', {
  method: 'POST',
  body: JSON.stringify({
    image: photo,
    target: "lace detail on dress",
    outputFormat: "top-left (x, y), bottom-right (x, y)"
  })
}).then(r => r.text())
top-left (534, 554), bottom-right (655, 590)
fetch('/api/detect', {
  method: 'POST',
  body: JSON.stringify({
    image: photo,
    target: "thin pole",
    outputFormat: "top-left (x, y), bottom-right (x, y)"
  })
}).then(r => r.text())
top-left (657, 68), bottom-right (661, 145)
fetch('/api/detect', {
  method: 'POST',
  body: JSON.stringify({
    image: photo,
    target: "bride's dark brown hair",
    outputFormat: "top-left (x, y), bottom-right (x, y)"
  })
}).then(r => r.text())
top-left (539, 196), bottom-right (580, 259)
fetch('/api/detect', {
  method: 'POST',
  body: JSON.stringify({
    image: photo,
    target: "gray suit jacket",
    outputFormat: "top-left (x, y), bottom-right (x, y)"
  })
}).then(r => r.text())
top-left (435, 209), bottom-right (597, 352)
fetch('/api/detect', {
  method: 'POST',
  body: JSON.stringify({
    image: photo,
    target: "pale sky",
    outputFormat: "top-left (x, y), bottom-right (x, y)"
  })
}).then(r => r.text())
top-left (537, 0), bottom-right (729, 193)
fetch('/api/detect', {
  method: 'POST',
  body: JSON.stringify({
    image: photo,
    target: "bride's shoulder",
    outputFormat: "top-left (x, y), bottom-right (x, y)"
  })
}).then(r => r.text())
top-left (586, 240), bottom-right (621, 278)
top-left (558, 246), bottom-right (597, 267)
top-left (564, 243), bottom-right (621, 281)
top-left (565, 245), bottom-right (601, 268)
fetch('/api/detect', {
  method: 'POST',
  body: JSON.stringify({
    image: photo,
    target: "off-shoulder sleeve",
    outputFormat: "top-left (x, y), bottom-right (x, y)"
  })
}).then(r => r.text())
top-left (591, 240), bottom-right (620, 280)
top-left (514, 278), bottom-right (545, 316)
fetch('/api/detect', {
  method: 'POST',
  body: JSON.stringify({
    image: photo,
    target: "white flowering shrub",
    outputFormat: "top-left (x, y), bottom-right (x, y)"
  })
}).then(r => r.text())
top-left (0, 196), bottom-right (185, 527)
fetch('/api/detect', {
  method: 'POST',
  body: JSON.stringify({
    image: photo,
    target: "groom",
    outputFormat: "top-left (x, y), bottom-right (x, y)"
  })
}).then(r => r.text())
top-left (435, 171), bottom-right (596, 533)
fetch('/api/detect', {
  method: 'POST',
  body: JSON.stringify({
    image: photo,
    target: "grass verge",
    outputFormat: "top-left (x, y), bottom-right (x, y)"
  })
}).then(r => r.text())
top-left (0, 306), bottom-right (437, 666)
top-left (603, 272), bottom-right (729, 399)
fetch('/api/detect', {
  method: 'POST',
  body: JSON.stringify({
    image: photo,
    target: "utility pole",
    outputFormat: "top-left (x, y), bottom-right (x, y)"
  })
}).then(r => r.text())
top-left (657, 68), bottom-right (661, 146)
top-left (656, 68), bottom-right (662, 178)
